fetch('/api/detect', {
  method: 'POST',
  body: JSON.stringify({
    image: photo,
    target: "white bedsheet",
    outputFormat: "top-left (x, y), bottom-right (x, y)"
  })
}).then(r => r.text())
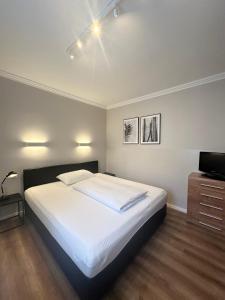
top-left (25, 173), bottom-right (167, 278)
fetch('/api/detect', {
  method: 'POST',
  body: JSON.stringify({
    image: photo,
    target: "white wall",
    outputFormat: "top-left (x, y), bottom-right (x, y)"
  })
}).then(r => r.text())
top-left (107, 79), bottom-right (225, 210)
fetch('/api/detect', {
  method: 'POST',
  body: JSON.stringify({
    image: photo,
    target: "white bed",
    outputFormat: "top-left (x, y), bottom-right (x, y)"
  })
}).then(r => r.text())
top-left (25, 173), bottom-right (167, 278)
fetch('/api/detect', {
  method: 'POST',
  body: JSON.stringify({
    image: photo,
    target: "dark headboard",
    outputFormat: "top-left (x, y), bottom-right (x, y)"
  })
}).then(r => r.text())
top-left (23, 160), bottom-right (98, 191)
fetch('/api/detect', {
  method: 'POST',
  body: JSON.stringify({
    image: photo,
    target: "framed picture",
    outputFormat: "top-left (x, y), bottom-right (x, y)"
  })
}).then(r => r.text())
top-left (140, 114), bottom-right (161, 144)
top-left (123, 117), bottom-right (139, 144)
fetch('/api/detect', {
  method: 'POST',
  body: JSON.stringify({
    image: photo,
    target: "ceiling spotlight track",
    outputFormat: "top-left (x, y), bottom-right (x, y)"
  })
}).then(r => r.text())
top-left (66, 0), bottom-right (121, 59)
top-left (113, 7), bottom-right (119, 18)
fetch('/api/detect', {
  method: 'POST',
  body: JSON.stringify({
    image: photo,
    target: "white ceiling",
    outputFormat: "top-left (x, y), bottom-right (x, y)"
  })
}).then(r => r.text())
top-left (0, 0), bottom-right (225, 108)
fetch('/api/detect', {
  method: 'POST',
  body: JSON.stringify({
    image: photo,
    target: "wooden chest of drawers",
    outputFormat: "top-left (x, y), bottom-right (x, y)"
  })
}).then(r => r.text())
top-left (187, 172), bottom-right (225, 235)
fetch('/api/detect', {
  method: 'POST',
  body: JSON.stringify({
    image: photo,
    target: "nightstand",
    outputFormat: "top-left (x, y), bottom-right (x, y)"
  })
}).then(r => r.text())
top-left (0, 193), bottom-right (25, 233)
top-left (103, 172), bottom-right (116, 177)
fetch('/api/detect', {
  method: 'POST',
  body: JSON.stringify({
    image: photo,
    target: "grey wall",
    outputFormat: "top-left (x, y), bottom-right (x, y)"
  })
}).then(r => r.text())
top-left (0, 76), bottom-right (106, 218)
top-left (107, 79), bottom-right (225, 210)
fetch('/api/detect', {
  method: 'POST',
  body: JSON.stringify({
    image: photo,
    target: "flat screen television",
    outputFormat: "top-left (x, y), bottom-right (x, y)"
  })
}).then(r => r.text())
top-left (199, 152), bottom-right (225, 180)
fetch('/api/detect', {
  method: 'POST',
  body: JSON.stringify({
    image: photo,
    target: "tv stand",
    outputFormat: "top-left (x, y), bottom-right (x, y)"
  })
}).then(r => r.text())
top-left (187, 172), bottom-right (225, 235)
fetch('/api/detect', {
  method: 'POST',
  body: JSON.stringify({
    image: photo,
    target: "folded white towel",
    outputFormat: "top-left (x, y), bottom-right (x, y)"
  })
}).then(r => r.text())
top-left (72, 177), bottom-right (147, 212)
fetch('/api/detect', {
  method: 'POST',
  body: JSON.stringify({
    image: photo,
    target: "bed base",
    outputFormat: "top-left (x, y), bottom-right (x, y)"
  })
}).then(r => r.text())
top-left (25, 203), bottom-right (166, 300)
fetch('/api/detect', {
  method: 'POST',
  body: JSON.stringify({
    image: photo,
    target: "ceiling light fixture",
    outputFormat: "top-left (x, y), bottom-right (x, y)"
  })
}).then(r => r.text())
top-left (66, 0), bottom-right (121, 59)
top-left (76, 40), bottom-right (83, 49)
top-left (113, 7), bottom-right (119, 18)
top-left (91, 20), bottom-right (101, 36)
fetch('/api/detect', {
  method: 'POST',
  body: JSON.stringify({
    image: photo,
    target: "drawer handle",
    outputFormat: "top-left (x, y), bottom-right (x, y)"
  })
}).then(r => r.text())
top-left (201, 183), bottom-right (224, 190)
top-left (199, 221), bottom-right (222, 231)
top-left (200, 193), bottom-right (223, 200)
top-left (200, 202), bottom-right (223, 211)
top-left (199, 211), bottom-right (223, 221)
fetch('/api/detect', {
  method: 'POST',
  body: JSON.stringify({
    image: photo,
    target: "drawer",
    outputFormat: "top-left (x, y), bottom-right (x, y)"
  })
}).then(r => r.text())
top-left (198, 204), bottom-right (224, 219)
top-left (198, 220), bottom-right (223, 233)
top-left (199, 182), bottom-right (225, 194)
top-left (198, 213), bottom-right (224, 232)
top-left (199, 192), bottom-right (225, 210)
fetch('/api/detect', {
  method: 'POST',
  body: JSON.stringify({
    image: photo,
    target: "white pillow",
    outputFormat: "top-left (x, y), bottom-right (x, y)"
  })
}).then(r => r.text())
top-left (57, 169), bottom-right (94, 185)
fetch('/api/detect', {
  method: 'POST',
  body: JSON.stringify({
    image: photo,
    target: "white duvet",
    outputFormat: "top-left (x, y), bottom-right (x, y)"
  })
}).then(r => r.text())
top-left (72, 176), bottom-right (147, 212)
top-left (25, 173), bottom-right (167, 278)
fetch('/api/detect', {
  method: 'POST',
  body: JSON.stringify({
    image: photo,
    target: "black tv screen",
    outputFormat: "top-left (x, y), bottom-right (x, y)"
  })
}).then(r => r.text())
top-left (199, 152), bottom-right (225, 178)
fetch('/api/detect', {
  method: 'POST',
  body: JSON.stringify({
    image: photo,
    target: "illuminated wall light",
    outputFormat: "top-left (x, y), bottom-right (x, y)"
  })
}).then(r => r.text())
top-left (21, 141), bottom-right (49, 158)
top-left (23, 142), bottom-right (49, 147)
top-left (77, 142), bottom-right (92, 147)
top-left (21, 131), bottom-right (48, 143)
top-left (21, 144), bottom-right (48, 158)
top-left (75, 141), bottom-right (92, 157)
top-left (91, 20), bottom-right (102, 37)
top-left (75, 133), bottom-right (92, 144)
top-left (21, 132), bottom-right (49, 158)
top-left (70, 54), bottom-right (75, 60)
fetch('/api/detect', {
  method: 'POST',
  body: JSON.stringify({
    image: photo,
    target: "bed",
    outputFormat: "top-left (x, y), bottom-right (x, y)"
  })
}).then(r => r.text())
top-left (23, 161), bottom-right (167, 300)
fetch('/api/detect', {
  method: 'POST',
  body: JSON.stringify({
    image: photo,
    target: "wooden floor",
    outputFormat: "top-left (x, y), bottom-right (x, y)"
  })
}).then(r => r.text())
top-left (1, 208), bottom-right (225, 300)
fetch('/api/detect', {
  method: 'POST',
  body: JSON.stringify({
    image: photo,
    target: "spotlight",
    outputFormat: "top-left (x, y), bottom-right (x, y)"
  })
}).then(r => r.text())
top-left (70, 54), bottom-right (74, 60)
top-left (113, 7), bottom-right (119, 18)
top-left (91, 20), bottom-right (101, 36)
top-left (76, 40), bottom-right (82, 49)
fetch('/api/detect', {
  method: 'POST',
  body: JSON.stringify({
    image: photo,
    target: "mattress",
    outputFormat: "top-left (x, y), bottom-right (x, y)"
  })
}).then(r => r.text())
top-left (25, 173), bottom-right (167, 278)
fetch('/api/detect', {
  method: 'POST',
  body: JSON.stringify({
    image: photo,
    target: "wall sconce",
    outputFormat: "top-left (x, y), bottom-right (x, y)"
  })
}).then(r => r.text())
top-left (77, 142), bottom-right (92, 147)
top-left (21, 141), bottom-right (49, 158)
top-left (23, 142), bottom-right (49, 147)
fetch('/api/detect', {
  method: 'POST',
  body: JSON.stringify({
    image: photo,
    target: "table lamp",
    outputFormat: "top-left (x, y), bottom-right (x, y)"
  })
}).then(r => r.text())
top-left (1, 171), bottom-right (18, 200)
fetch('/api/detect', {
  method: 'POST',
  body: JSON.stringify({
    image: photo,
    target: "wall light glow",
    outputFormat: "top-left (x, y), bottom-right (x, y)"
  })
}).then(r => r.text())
top-left (75, 134), bottom-right (92, 158)
top-left (77, 142), bottom-right (92, 147)
top-left (75, 133), bottom-right (92, 145)
top-left (23, 142), bottom-right (49, 147)
top-left (75, 146), bottom-right (92, 158)
top-left (21, 131), bottom-right (49, 158)
top-left (21, 146), bottom-right (48, 158)
top-left (21, 131), bottom-right (48, 144)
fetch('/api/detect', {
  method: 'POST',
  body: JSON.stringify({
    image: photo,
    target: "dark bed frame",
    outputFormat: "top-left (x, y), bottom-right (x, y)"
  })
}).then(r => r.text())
top-left (23, 161), bottom-right (167, 300)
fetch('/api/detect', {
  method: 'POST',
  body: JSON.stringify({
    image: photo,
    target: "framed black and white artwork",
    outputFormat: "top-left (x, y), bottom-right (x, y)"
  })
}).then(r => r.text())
top-left (140, 114), bottom-right (161, 144)
top-left (123, 117), bottom-right (139, 144)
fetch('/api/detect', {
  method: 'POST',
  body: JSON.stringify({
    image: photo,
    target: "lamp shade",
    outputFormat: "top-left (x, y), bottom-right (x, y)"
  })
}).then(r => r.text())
top-left (6, 171), bottom-right (18, 179)
top-left (1, 171), bottom-right (18, 199)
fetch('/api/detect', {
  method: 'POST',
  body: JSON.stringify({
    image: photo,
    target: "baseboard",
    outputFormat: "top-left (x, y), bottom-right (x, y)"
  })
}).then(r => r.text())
top-left (0, 211), bottom-right (23, 221)
top-left (167, 203), bottom-right (187, 214)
